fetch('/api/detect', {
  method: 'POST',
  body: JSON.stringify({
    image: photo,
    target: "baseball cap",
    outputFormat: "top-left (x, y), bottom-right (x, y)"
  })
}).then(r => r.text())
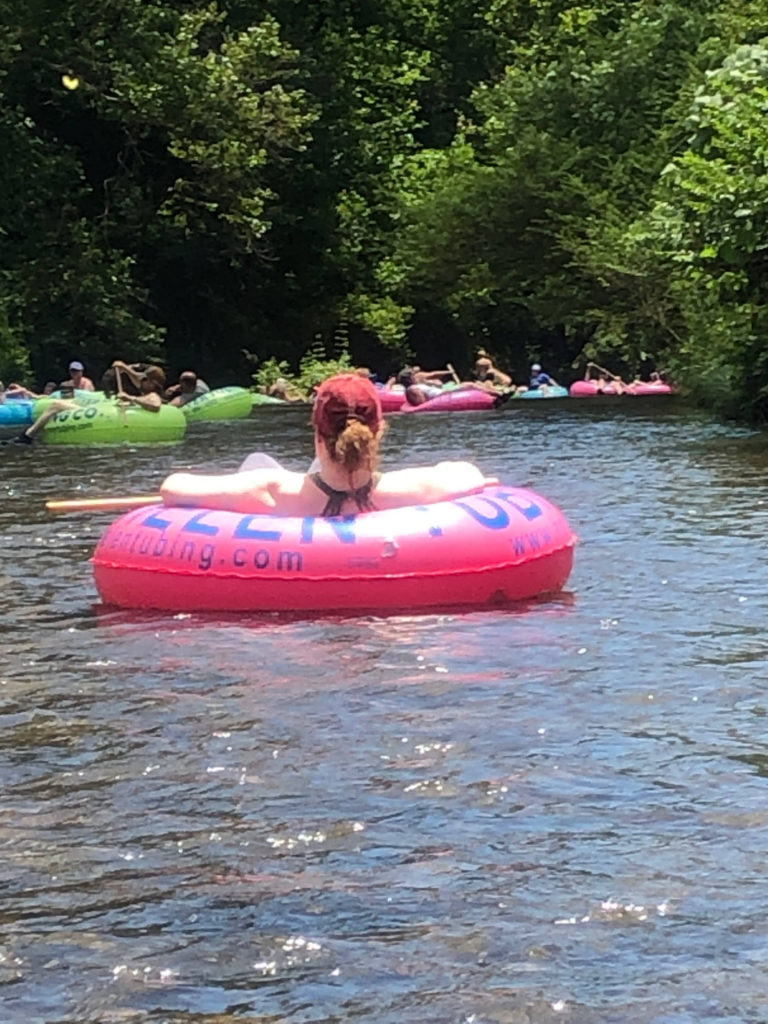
top-left (69, 360), bottom-right (84, 371)
top-left (532, 363), bottom-right (541, 372)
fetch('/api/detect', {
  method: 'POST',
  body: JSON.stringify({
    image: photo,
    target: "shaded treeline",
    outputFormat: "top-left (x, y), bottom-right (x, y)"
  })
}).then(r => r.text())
top-left (1, 0), bottom-right (768, 417)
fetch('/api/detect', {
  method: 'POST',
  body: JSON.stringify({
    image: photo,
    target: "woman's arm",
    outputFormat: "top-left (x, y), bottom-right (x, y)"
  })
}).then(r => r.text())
top-left (377, 462), bottom-right (498, 508)
top-left (160, 469), bottom-right (303, 513)
top-left (117, 391), bottom-right (162, 412)
top-left (6, 383), bottom-right (39, 398)
top-left (420, 368), bottom-right (454, 381)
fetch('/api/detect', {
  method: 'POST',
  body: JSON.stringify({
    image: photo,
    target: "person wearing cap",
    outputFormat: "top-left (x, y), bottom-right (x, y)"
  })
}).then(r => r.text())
top-left (160, 372), bottom-right (498, 516)
top-left (166, 370), bottom-right (210, 407)
top-left (529, 362), bottom-right (557, 389)
top-left (66, 361), bottom-right (95, 391)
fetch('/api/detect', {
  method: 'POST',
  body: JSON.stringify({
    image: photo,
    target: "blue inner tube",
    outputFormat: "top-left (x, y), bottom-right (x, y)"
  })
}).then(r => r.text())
top-left (515, 385), bottom-right (570, 400)
top-left (0, 399), bottom-right (35, 427)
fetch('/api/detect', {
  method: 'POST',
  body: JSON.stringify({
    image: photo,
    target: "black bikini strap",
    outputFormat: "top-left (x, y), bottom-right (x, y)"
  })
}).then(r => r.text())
top-left (310, 472), bottom-right (376, 516)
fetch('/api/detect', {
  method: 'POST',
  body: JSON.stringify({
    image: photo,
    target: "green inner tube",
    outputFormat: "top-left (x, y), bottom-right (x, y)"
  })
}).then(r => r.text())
top-left (251, 392), bottom-right (291, 407)
top-left (41, 401), bottom-right (187, 445)
top-left (35, 389), bottom-right (106, 412)
top-left (182, 386), bottom-right (254, 421)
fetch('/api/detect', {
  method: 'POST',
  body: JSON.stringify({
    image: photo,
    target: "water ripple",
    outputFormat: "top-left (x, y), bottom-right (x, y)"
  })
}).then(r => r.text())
top-left (2, 404), bottom-right (768, 1021)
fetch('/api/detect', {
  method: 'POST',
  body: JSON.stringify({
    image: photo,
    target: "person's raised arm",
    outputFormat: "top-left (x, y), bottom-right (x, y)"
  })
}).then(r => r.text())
top-left (7, 383), bottom-right (39, 398)
top-left (421, 368), bottom-right (454, 382)
top-left (111, 360), bottom-right (145, 390)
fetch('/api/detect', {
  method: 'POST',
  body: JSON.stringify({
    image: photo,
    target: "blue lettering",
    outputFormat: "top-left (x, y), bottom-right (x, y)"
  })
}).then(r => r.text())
top-left (300, 516), bottom-right (356, 544)
top-left (183, 512), bottom-right (220, 537)
top-left (496, 490), bottom-right (543, 522)
top-left (233, 547), bottom-right (247, 567)
top-left (142, 511), bottom-right (172, 531)
top-left (327, 517), bottom-right (357, 544)
top-left (233, 516), bottom-right (282, 542)
top-left (455, 497), bottom-right (510, 530)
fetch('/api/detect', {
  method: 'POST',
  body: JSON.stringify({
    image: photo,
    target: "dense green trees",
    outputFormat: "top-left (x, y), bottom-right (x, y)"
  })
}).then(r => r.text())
top-left (1, 0), bottom-right (768, 418)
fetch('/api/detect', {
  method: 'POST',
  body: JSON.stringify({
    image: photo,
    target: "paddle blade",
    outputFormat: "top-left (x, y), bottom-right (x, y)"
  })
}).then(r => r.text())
top-left (46, 494), bottom-right (161, 514)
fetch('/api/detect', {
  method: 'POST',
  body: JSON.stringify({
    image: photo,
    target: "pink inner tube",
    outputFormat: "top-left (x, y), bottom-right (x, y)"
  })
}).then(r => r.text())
top-left (92, 485), bottom-right (577, 613)
top-left (569, 379), bottom-right (675, 397)
top-left (401, 388), bottom-right (498, 413)
top-left (629, 382), bottom-right (676, 396)
top-left (377, 387), bottom-right (407, 412)
top-left (569, 380), bottom-right (619, 397)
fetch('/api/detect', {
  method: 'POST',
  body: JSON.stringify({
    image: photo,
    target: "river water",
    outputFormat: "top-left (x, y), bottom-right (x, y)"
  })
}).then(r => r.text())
top-left (1, 398), bottom-right (767, 1023)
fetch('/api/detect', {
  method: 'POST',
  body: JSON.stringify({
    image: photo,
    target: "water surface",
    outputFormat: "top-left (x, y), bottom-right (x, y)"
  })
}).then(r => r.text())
top-left (1, 398), bottom-right (767, 1023)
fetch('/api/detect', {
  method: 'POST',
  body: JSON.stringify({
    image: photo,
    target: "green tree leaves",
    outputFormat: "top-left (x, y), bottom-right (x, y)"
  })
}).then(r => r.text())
top-left (2, 0), bottom-right (768, 417)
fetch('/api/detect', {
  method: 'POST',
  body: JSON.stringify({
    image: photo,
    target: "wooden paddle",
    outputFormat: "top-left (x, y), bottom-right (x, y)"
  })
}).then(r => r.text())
top-left (45, 451), bottom-right (286, 514)
top-left (46, 495), bottom-right (162, 513)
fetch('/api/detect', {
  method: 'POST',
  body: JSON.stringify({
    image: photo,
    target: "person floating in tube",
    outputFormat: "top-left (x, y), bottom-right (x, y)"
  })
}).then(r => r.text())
top-left (160, 373), bottom-right (498, 515)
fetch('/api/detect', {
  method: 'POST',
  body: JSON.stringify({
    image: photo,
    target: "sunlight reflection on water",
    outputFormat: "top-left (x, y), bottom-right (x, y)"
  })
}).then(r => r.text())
top-left (1, 402), bottom-right (768, 1021)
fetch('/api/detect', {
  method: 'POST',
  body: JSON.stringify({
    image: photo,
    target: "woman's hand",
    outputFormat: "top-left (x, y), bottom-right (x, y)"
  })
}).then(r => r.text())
top-left (435, 461), bottom-right (497, 492)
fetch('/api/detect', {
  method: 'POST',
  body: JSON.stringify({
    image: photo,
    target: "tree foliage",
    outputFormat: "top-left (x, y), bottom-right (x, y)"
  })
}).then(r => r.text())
top-left (1, 0), bottom-right (768, 418)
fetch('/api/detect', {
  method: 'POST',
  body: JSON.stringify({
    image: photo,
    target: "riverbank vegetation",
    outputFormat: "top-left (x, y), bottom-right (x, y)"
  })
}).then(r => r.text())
top-left (2, 1), bottom-right (768, 419)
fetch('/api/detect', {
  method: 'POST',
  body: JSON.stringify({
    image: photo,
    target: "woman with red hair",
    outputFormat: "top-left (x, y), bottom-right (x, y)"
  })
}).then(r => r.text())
top-left (160, 373), bottom-right (496, 516)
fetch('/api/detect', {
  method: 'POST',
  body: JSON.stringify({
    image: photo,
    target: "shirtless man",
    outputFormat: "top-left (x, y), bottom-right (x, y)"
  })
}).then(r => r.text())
top-left (166, 370), bottom-right (211, 407)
